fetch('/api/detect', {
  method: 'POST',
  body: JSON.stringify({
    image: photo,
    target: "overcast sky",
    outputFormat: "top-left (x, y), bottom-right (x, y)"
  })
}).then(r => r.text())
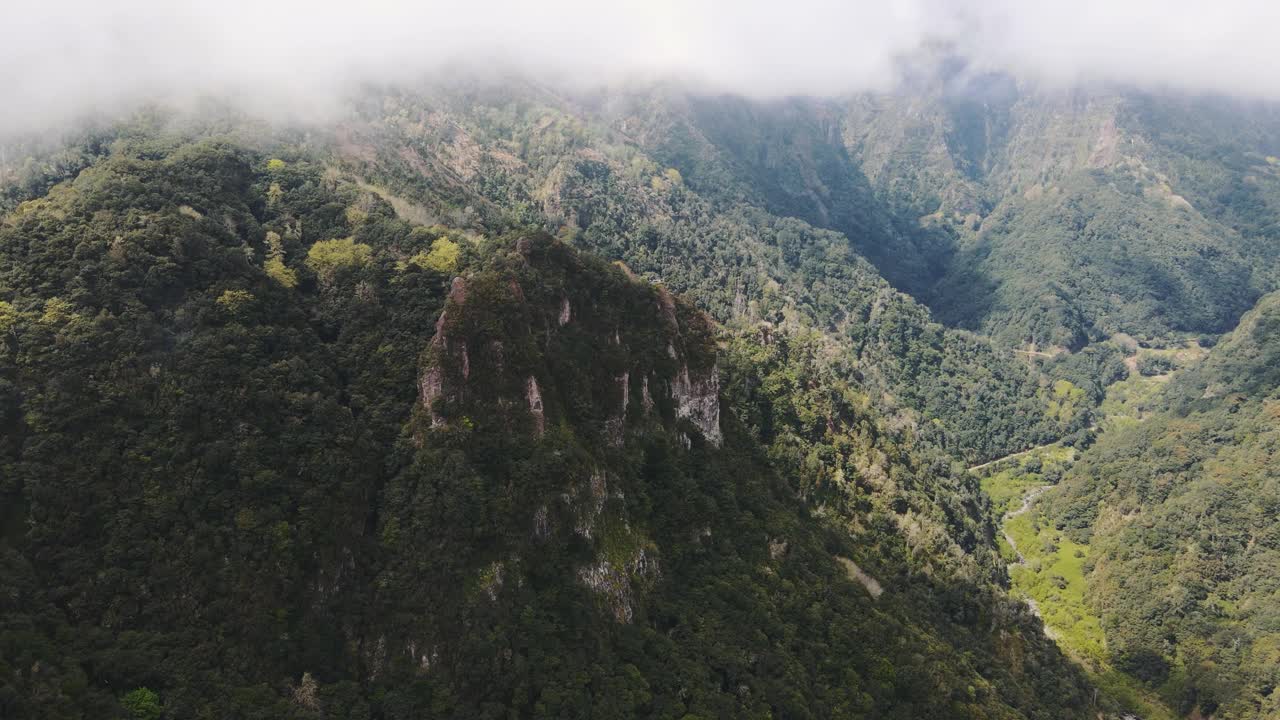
top-left (3, 0), bottom-right (1280, 134)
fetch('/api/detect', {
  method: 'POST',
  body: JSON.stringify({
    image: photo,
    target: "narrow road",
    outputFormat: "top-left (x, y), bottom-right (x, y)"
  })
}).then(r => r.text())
top-left (968, 443), bottom-right (1058, 473)
top-left (968, 425), bottom-right (1095, 474)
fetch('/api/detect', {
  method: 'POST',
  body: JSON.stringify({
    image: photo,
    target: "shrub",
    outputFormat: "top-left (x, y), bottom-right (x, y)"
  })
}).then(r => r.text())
top-left (121, 687), bottom-right (162, 720)
top-left (264, 231), bottom-right (297, 288)
top-left (217, 289), bottom-right (255, 314)
top-left (408, 237), bottom-right (461, 273)
top-left (1136, 355), bottom-right (1176, 376)
top-left (306, 237), bottom-right (372, 281)
top-left (0, 300), bottom-right (16, 334)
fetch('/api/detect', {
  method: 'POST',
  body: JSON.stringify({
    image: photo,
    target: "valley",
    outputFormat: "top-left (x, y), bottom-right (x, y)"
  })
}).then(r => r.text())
top-left (977, 333), bottom-right (1260, 720)
top-left (3, 51), bottom-right (1280, 719)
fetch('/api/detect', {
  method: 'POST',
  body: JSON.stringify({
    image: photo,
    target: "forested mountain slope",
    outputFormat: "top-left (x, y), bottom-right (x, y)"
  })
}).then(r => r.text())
top-left (333, 85), bottom-right (1096, 462)
top-left (585, 69), bottom-right (1280, 351)
top-left (5, 71), bottom-right (1280, 720)
top-left (1048, 291), bottom-right (1280, 719)
top-left (0, 130), bottom-right (1106, 718)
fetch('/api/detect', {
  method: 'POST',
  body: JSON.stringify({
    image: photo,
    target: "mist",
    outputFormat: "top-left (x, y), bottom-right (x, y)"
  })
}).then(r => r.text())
top-left (4, 0), bottom-right (1280, 135)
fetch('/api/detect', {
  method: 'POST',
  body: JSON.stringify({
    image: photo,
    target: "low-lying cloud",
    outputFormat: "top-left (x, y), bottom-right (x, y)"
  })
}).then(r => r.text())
top-left (3, 0), bottom-right (1280, 134)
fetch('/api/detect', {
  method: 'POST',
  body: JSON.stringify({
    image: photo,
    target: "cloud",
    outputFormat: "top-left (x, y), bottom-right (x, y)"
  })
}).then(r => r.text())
top-left (960, 0), bottom-right (1280, 98)
top-left (2, 0), bottom-right (1279, 134)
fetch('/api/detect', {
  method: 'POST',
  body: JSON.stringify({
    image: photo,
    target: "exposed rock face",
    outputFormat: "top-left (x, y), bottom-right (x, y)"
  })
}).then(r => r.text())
top-left (617, 371), bottom-right (629, 415)
top-left (558, 297), bottom-right (571, 325)
top-left (404, 639), bottom-right (439, 673)
top-left (570, 471), bottom-right (611, 539)
top-left (419, 366), bottom-right (446, 427)
top-left (577, 560), bottom-right (635, 623)
top-left (443, 275), bottom-right (467, 308)
top-left (768, 538), bottom-right (789, 560)
top-left (532, 505), bottom-right (550, 540)
top-left (538, 468), bottom-right (660, 623)
top-left (606, 371), bottom-right (629, 446)
top-left (525, 376), bottom-right (545, 436)
top-left (577, 546), bottom-right (659, 623)
top-left (418, 243), bottom-right (723, 451)
top-left (419, 277), bottom-right (469, 428)
top-left (407, 239), bottom-right (745, 642)
top-left (672, 360), bottom-right (722, 447)
top-left (836, 556), bottom-right (884, 599)
top-left (364, 635), bottom-right (387, 680)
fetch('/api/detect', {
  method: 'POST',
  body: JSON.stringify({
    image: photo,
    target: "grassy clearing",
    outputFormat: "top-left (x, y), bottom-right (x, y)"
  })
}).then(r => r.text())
top-left (1005, 503), bottom-right (1176, 720)
top-left (1005, 509), bottom-right (1105, 658)
top-left (981, 446), bottom-right (1178, 720)
top-left (1101, 340), bottom-right (1209, 431)
top-left (970, 336), bottom-right (1213, 718)
top-left (978, 444), bottom-right (1075, 516)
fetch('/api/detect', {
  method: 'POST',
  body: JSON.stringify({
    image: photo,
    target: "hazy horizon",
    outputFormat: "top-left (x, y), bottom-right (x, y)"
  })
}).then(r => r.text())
top-left (4, 0), bottom-right (1280, 135)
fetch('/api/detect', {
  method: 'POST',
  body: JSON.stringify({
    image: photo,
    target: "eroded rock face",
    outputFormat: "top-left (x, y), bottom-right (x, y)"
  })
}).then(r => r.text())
top-left (419, 366), bottom-right (446, 427)
top-left (411, 238), bottom-right (735, 634)
top-left (672, 360), bottom-right (722, 447)
top-left (417, 245), bottom-right (724, 453)
top-left (525, 376), bottom-right (545, 436)
top-left (606, 371), bottom-right (629, 446)
top-left (569, 471), bottom-right (611, 539)
top-left (419, 277), bottom-right (470, 428)
top-left (532, 505), bottom-right (551, 540)
top-left (578, 560), bottom-right (634, 623)
top-left (577, 546), bottom-right (659, 623)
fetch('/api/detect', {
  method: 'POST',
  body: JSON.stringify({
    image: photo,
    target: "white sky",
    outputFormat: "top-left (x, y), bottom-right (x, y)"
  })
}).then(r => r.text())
top-left (3, 0), bottom-right (1280, 133)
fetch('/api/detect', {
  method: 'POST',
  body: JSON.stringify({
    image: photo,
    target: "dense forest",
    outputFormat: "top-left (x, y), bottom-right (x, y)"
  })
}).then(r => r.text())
top-left (608, 72), bottom-right (1280, 351)
top-left (0, 129), bottom-right (1104, 718)
top-left (334, 85), bottom-right (1099, 462)
top-left (3, 67), bottom-right (1280, 720)
top-left (1048, 291), bottom-right (1280, 719)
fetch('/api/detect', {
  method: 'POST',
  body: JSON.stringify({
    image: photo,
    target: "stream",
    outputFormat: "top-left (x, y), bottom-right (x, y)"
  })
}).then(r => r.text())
top-left (1002, 485), bottom-right (1053, 623)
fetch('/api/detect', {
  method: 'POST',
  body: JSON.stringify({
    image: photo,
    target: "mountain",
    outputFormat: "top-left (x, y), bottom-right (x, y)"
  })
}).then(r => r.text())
top-left (1049, 291), bottom-right (1280, 718)
top-left (332, 83), bottom-right (1098, 463)
top-left (5, 70), bottom-right (1280, 720)
top-left (590, 71), bottom-right (1280, 351)
top-left (0, 131), bottom-right (1100, 718)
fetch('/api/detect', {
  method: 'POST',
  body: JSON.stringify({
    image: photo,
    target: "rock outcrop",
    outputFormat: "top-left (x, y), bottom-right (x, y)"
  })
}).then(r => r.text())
top-left (419, 277), bottom-right (469, 428)
top-left (672, 360), bottom-right (722, 447)
top-left (410, 235), bottom-right (729, 625)
top-left (416, 236), bottom-right (721, 448)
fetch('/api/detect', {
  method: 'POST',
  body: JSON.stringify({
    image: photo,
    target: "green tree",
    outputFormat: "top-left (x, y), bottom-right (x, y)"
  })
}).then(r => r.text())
top-left (305, 237), bottom-right (372, 281)
top-left (121, 688), bottom-right (161, 720)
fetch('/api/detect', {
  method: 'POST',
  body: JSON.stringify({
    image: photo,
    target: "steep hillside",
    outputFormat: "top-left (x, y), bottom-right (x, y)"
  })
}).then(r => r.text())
top-left (594, 70), bottom-right (1280, 351)
top-left (853, 80), bottom-right (1280, 349)
top-left (0, 131), bottom-right (1103, 718)
top-left (1048, 291), bottom-right (1280, 718)
top-left (7, 75), bottom-right (1280, 718)
top-left (334, 85), bottom-right (1091, 463)
top-left (595, 89), bottom-right (952, 297)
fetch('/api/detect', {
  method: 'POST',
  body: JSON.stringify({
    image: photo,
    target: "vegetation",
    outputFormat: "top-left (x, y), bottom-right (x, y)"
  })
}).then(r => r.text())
top-left (406, 235), bottom-right (460, 273)
top-left (978, 448), bottom-right (1177, 720)
top-left (1135, 354), bottom-right (1175, 376)
top-left (304, 236), bottom-right (372, 280)
top-left (5, 73), bottom-right (1280, 719)
top-left (339, 86), bottom-right (1103, 464)
top-left (0, 129), bottom-right (1101, 718)
top-left (1050, 292), bottom-right (1280, 718)
top-left (978, 445), bottom-right (1074, 517)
